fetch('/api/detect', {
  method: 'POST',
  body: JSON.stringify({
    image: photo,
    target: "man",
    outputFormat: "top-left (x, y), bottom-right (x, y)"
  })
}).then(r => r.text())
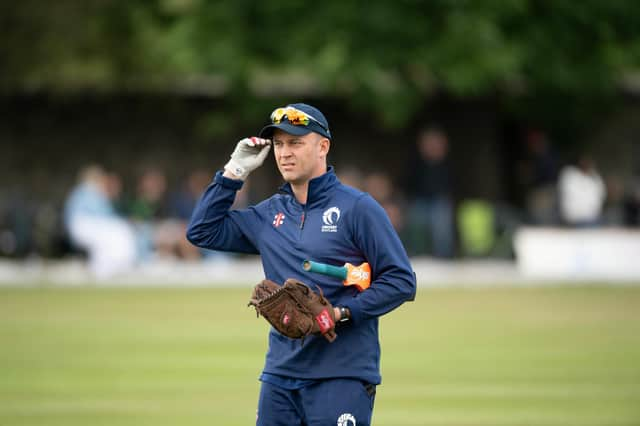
top-left (187, 103), bottom-right (416, 426)
top-left (406, 127), bottom-right (455, 258)
top-left (64, 164), bottom-right (137, 279)
top-left (558, 153), bottom-right (606, 227)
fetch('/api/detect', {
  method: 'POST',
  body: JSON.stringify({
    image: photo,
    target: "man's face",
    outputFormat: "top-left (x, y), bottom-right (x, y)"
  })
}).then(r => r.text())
top-left (419, 131), bottom-right (448, 161)
top-left (272, 129), bottom-right (329, 185)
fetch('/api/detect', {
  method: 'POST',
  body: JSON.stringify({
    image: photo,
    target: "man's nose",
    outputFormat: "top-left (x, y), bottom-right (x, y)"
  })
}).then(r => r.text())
top-left (279, 145), bottom-right (293, 157)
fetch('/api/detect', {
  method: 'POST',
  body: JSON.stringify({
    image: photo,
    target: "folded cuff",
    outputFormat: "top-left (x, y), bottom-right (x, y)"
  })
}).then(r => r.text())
top-left (342, 298), bottom-right (363, 324)
top-left (214, 170), bottom-right (245, 190)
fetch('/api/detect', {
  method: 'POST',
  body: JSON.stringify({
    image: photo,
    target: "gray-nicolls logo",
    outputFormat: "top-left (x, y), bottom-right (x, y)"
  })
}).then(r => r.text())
top-left (322, 207), bottom-right (341, 232)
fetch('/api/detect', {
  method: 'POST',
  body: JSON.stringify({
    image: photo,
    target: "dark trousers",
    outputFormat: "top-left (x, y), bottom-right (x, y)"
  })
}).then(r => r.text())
top-left (256, 378), bottom-right (376, 426)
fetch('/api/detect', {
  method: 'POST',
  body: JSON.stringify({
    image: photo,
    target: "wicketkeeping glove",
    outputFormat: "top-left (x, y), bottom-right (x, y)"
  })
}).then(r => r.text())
top-left (224, 137), bottom-right (271, 180)
top-left (249, 278), bottom-right (337, 342)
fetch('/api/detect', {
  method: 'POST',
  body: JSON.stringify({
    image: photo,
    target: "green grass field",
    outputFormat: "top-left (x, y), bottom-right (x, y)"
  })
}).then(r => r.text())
top-left (1, 285), bottom-right (640, 425)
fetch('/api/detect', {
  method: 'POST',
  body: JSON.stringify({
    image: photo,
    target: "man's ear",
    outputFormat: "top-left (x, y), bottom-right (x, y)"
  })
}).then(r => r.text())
top-left (319, 137), bottom-right (330, 156)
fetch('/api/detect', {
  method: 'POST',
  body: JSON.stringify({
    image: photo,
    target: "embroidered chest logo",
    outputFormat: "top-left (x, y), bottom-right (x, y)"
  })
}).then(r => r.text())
top-left (272, 212), bottom-right (285, 228)
top-left (321, 207), bottom-right (341, 232)
top-left (337, 413), bottom-right (356, 426)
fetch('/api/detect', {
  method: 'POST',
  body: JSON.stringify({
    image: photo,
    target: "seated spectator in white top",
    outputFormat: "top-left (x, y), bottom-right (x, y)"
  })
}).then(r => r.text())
top-left (64, 165), bottom-right (137, 279)
top-left (558, 154), bottom-right (606, 227)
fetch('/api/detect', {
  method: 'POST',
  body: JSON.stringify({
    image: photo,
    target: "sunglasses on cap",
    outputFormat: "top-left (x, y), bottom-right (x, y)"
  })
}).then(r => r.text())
top-left (270, 107), bottom-right (328, 131)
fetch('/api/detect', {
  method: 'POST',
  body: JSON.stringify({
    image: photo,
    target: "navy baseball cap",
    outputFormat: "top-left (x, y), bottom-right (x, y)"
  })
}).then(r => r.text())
top-left (259, 103), bottom-right (331, 140)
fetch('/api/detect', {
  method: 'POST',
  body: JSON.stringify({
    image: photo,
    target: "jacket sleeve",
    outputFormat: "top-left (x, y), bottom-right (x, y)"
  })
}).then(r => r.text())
top-left (343, 194), bottom-right (416, 323)
top-left (186, 171), bottom-right (261, 254)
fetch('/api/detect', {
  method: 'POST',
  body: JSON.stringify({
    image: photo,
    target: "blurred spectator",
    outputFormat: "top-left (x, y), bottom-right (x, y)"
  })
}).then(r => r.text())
top-left (125, 167), bottom-right (190, 260)
top-left (602, 174), bottom-right (626, 225)
top-left (127, 167), bottom-right (168, 221)
top-left (337, 166), bottom-right (365, 190)
top-left (363, 172), bottom-right (406, 234)
top-left (63, 165), bottom-right (137, 279)
top-left (167, 169), bottom-right (214, 259)
top-left (455, 198), bottom-right (520, 259)
top-left (405, 127), bottom-right (455, 258)
top-left (558, 154), bottom-right (606, 227)
top-left (457, 199), bottom-right (495, 257)
top-left (380, 200), bottom-right (406, 235)
top-left (363, 172), bottom-right (394, 204)
top-left (0, 191), bottom-right (33, 258)
top-left (519, 130), bottom-right (560, 225)
top-left (104, 171), bottom-right (125, 213)
top-left (168, 169), bottom-right (211, 221)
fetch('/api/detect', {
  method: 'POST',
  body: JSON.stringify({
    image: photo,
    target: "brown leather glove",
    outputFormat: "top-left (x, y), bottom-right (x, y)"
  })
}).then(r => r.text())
top-left (249, 278), bottom-right (337, 342)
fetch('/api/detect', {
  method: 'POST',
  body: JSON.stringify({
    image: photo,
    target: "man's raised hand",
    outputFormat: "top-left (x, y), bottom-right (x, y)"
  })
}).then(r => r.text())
top-left (224, 137), bottom-right (271, 180)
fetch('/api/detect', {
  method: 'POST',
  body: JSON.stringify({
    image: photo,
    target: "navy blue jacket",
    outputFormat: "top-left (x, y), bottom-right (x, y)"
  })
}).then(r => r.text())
top-left (186, 167), bottom-right (416, 384)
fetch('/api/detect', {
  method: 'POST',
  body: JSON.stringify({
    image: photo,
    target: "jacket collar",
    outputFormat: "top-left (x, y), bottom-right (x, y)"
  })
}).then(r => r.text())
top-left (278, 166), bottom-right (338, 207)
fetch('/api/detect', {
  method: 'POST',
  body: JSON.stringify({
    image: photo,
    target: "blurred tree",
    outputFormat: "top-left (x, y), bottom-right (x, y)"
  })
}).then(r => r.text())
top-left (1, 0), bottom-right (639, 131)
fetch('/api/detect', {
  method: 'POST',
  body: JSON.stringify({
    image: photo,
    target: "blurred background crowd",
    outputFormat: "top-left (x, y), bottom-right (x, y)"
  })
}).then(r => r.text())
top-left (2, 117), bottom-right (639, 279)
top-left (1, 1), bottom-right (640, 278)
